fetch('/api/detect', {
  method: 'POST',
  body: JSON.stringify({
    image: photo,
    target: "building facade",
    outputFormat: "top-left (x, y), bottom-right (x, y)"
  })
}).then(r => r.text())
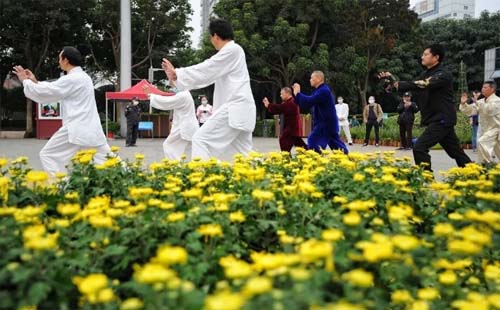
top-left (484, 47), bottom-right (500, 82)
top-left (201, 0), bottom-right (219, 35)
top-left (412, 0), bottom-right (475, 22)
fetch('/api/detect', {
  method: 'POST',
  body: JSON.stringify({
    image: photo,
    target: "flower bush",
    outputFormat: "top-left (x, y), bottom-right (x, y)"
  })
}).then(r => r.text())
top-left (0, 149), bottom-right (499, 310)
top-left (350, 112), bottom-right (473, 144)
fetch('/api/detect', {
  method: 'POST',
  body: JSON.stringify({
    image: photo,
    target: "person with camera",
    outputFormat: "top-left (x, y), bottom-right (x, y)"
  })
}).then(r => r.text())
top-left (125, 97), bottom-right (141, 147)
top-left (379, 44), bottom-right (471, 171)
top-left (362, 96), bottom-right (383, 146)
top-left (196, 95), bottom-right (213, 127)
top-left (397, 92), bottom-right (419, 150)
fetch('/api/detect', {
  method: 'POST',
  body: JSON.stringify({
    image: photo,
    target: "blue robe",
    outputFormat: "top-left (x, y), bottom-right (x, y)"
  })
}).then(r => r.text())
top-left (295, 84), bottom-right (348, 154)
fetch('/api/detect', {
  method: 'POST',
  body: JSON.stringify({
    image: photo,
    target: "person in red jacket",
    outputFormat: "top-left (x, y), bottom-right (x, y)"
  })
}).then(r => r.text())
top-left (263, 87), bottom-right (307, 152)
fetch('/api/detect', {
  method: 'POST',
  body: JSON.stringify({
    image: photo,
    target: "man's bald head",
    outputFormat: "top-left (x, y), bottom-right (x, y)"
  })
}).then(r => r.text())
top-left (310, 71), bottom-right (325, 88)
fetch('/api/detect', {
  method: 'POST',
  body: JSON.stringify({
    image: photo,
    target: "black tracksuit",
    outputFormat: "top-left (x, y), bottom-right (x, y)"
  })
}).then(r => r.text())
top-left (398, 64), bottom-right (471, 170)
top-left (397, 100), bottom-right (418, 149)
top-left (125, 104), bottom-right (141, 146)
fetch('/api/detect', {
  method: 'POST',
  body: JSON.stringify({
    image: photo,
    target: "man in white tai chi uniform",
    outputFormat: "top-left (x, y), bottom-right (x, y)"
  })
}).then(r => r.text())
top-left (143, 86), bottom-right (199, 160)
top-left (335, 96), bottom-right (353, 145)
top-left (13, 46), bottom-right (113, 175)
top-left (162, 19), bottom-right (256, 161)
top-left (460, 81), bottom-right (500, 163)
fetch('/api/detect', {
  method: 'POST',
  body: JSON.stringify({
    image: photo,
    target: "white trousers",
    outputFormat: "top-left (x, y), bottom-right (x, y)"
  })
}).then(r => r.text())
top-left (191, 106), bottom-right (252, 161)
top-left (339, 124), bottom-right (353, 143)
top-left (477, 129), bottom-right (500, 163)
top-left (163, 132), bottom-right (192, 161)
top-left (40, 127), bottom-right (113, 175)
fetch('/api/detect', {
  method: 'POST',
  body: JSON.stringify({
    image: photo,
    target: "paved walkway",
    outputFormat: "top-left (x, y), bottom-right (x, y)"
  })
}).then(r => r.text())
top-left (0, 137), bottom-right (478, 177)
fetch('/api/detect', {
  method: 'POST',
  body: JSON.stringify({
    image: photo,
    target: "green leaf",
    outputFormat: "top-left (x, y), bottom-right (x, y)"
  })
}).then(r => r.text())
top-left (27, 282), bottom-right (51, 304)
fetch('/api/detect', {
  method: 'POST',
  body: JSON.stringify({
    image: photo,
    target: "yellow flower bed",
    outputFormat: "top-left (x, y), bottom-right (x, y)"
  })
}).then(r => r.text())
top-left (0, 149), bottom-right (499, 310)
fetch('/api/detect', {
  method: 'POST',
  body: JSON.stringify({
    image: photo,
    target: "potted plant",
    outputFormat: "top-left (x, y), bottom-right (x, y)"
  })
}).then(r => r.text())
top-left (102, 121), bottom-right (120, 139)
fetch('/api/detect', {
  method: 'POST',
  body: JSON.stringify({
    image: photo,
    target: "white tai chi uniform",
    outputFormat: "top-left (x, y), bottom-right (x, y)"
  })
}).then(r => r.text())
top-left (149, 91), bottom-right (199, 160)
top-left (22, 67), bottom-right (112, 174)
top-left (336, 102), bottom-right (352, 144)
top-left (174, 40), bottom-right (256, 161)
top-left (460, 93), bottom-right (500, 163)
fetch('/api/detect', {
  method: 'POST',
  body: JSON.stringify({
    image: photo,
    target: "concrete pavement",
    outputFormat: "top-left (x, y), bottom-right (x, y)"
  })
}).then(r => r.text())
top-left (0, 137), bottom-right (478, 177)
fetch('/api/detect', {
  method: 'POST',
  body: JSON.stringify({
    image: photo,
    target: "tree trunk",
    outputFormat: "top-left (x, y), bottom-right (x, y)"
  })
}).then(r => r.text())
top-left (357, 80), bottom-right (367, 114)
top-left (24, 98), bottom-right (34, 138)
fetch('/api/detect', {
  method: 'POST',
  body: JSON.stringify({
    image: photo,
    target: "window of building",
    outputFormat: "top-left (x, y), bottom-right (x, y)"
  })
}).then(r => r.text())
top-left (453, 13), bottom-right (457, 16)
top-left (464, 5), bottom-right (468, 10)
top-left (496, 48), bottom-right (500, 70)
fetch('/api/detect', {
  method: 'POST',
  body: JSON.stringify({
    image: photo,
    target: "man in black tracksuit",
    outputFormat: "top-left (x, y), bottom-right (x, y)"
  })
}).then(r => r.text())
top-left (125, 97), bottom-right (141, 147)
top-left (379, 44), bottom-right (471, 171)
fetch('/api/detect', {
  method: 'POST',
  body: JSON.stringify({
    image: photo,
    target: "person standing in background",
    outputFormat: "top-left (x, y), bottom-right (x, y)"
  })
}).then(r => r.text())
top-left (397, 92), bottom-right (419, 150)
top-left (196, 95), bottom-right (213, 127)
top-left (125, 97), bottom-right (141, 147)
top-left (362, 96), bottom-right (383, 146)
top-left (336, 96), bottom-right (353, 145)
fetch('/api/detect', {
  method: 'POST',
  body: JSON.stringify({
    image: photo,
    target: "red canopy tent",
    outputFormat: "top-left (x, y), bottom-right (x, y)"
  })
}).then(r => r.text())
top-left (104, 80), bottom-right (173, 137)
top-left (105, 79), bottom-right (171, 100)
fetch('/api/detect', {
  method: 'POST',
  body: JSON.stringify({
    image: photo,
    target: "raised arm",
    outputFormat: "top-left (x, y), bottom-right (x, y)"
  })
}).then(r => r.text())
top-left (295, 89), bottom-right (328, 110)
top-left (22, 77), bottom-right (73, 104)
top-left (173, 45), bottom-right (236, 91)
top-left (150, 92), bottom-right (192, 111)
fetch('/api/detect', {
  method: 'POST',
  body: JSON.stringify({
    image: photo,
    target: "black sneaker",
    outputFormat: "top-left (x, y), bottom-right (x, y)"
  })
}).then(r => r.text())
top-left (348, 142), bottom-right (353, 145)
top-left (125, 144), bottom-right (131, 147)
top-left (362, 143), bottom-right (368, 147)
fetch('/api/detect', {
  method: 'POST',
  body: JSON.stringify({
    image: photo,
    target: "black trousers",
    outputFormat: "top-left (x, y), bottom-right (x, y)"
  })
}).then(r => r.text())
top-left (364, 121), bottom-right (380, 144)
top-left (399, 122), bottom-right (413, 148)
top-left (413, 122), bottom-right (472, 171)
top-left (126, 122), bottom-right (138, 145)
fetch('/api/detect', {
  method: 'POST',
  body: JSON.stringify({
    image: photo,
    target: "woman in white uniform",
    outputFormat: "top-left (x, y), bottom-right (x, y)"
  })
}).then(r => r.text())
top-left (13, 46), bottom-right (113, 175)
top-left (144, 87), bottom-right (199, 160)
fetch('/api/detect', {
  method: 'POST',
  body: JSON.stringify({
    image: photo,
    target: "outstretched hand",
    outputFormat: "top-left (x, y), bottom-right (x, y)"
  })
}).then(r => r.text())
top-left (12, 66), bottom-right (29, 82)
top-left (377, 71), bottom-right (392, 79)
top-left (162, 58), bottom-right (177, 82)
top-left (262, 97), bottom-right (270, 108)
top-left (460, 93), bottom-right (468, 104)
top-left (292, 83), bottom-right (301, 96)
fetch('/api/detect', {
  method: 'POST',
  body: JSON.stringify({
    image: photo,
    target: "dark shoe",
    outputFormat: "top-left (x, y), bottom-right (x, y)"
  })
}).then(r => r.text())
top-left (348, 142), bottom-right (353, 146)
top-left (125, 144), bottom-right (131, 147)
top-left (404, 147), bottom-right (412, 150)
top-left (130, 144), bottom-right (137, 147)
top-left (362, 143), bottom-right (368, 147)
top-left (397, 147), bottom-right (405, 150)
